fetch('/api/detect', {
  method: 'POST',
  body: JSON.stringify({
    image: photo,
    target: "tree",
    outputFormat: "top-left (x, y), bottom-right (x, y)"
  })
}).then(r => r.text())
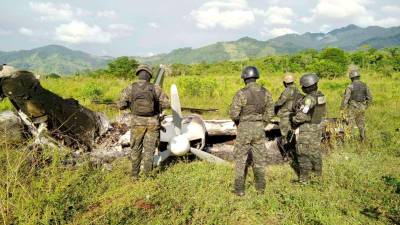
top-left (308, 60), bottom-right (344, 79)
top-left (320, 48), bottom-right (349, 67)
top-left (106, 57), bottom-right (139, 79)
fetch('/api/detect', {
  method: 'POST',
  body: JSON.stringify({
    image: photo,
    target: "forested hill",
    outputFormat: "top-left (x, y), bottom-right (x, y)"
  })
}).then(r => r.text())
top-left (1, 25), bottom-right (399, 74)
top-left (137, 25), bottom-right (400, 64)
top-left (0, 45), bottom-right (110, 75)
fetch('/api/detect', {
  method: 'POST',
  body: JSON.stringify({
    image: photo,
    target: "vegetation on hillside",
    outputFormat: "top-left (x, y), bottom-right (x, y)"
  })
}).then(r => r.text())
top-left (137, 25), bottom-right (400, 64)
top-left (0, 47), bottom-right (399, 224)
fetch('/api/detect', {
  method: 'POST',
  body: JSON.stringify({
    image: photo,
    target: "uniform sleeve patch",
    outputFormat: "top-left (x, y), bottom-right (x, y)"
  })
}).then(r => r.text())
top-left (317, 96), bottom-right (326, 104)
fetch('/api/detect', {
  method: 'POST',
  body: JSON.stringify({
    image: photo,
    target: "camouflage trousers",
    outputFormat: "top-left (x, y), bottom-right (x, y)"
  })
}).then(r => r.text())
top-left (348, 104), bottom-right (366, 140)
top-left (130, 125), bottom-right (160, 178)
top-left (292, 123), bottom-right (322, 182)
top-left (278, 114), bottom-right (291, 139)
top-left (233, 121), bottom-right (267, 193)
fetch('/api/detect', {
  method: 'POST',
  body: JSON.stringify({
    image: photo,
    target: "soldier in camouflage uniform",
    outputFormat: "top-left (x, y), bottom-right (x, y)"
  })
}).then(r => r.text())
top-left (291, 73), bottom-right (326, 184)
top-left (340, 70), bottom-right (372, 141)
top-left (275, 73), bottom-right (301, 144)
top-left (118, 64), bottom-right (169, 179)
top-left (229, 66), bottom-right (274, 196)
top-left (0, 64), bottom-right (105, 149)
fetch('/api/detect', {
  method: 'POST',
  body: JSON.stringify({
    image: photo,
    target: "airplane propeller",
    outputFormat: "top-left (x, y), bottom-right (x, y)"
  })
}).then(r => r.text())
top-left (153, 84), bottom-right (227, 165)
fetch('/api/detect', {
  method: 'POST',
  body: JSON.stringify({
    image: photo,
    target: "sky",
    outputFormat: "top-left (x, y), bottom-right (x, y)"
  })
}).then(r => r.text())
top-left (0, 0), bottom-right (399, 57)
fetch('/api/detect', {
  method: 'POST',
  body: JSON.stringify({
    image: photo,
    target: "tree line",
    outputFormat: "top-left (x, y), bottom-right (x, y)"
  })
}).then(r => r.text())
top-left (77, 46), bottom-right (400, 79)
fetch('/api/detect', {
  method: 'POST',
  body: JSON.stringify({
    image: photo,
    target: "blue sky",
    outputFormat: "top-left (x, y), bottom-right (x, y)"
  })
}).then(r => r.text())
top-left (0, 0), bottom-right (399, 57)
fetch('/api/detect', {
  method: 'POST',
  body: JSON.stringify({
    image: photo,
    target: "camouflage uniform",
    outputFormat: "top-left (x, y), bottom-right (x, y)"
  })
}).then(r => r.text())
top-left (275, 84), bottom-right (301, 137)
top-left (340, 80), bottom-right (372, 140)
top-left (0, 70), bottom-right (101, 149)
top-left (292, 90), bottom-right (326, 183)
top-left (119, 80), bottom-right (169, 178)
top-left (229, 82), bottom-right (274, 194)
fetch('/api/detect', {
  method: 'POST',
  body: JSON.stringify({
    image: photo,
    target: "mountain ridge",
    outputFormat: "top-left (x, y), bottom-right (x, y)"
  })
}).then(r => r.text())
top-left (1, 24), bottom-right (400, 74)
top-left (0, 45), bottom-right (110, 75)
top-left (136, 24), bottom-right (400, 64)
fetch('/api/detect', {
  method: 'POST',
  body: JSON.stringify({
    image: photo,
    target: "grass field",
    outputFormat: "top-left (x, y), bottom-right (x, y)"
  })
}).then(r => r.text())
top-left (1, 71), bottom-right (399, 224)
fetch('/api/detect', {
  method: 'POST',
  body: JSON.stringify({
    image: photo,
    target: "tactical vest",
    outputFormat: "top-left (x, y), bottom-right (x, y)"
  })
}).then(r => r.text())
top-left (130, 82), bottom-right (157, 116)
top-left (241, 86), bottom-right (266, 116)
top-left (310, 91), bottom-right (326, 124)
top-left (350, 81), bottom-right (368, 102)
top-left (285, 85), bottom-right (301, 113)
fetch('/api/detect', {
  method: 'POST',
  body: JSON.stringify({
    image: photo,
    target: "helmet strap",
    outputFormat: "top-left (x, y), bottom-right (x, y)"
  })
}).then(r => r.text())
top-left (244, 78), bottom-right (257, 84)
top-left (137, 70), bottom-right (151, 81)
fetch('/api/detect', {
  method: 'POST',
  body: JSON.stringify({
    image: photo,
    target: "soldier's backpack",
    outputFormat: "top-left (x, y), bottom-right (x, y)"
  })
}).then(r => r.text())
top-left (242, 86), bottom-right (266, 115)
top-left (130, 82), bottom-right (157, 116)
top-left (350, 80), bottom-right (368, 102)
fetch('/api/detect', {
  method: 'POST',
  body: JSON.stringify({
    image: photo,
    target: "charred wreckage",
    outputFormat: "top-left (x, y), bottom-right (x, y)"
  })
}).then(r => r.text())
top-left (0, 65), bottom-right (344, 167)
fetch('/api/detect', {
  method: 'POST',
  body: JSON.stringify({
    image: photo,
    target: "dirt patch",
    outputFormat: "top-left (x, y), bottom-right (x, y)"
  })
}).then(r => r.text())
top-left (134, 199), bottom-right (155, 212)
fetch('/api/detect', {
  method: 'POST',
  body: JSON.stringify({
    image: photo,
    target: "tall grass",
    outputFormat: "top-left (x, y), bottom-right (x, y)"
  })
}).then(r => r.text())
top-left (0, 71), bottom-right (399, 224)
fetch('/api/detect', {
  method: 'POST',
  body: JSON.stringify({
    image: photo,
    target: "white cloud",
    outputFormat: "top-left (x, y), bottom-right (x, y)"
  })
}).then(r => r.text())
top-left (190, 0), bottom-right (255, 29)
top-left (29, 2), bottom-right (74, 22)
top-left (55, 20), bottom-right (112, 44)
top-left (146, 52), bottom-right (156, 57)
top-left (313, 0), bottom-right (368, 19)
top-left (261, 27), bottom-right (298, 38)
top-left (319, 24), bottom-right (331, 32)
top-left (381, 5), bottom-right (400, 14)
top-left (108, 24), bottom-right (134, 37)
top-left (263, 6), bottom-right (294, 25)
top-left (19, 27), bottom-right (34, 36)
top-left (97, 10), bottom-right (116, 18)
top-left (300, 16), bottom-right (314, 24)
top-left (148, 22), bottom-right (160, 29)
top-left (303, 0), bottom-right (400, 28)
top-left (356, 16), bottom-right (400, 27)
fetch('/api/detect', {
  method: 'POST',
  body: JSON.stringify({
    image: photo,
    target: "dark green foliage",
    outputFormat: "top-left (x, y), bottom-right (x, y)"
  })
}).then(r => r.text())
top-left (106, 57), bottom-right (139, 79)
top-left (309, 60), bottom-right (346, 79)
top-left (168, 47), bottom-right (399, 79)
top-left (382, 176), bottom-right (400, 194)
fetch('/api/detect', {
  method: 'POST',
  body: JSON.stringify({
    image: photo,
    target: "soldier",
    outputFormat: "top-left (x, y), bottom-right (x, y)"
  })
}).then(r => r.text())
top-left (340, 70), bottom-right (372, 141)
top-left (118, 64), bottom-right (169, 180)
top-left (275, 73), bottom-right (301, 145)
top-left (229, 66), bottom-right (274, 196)
top-left (291, 73), bottom-right (326, 184)
top-left (0, 64), bottom-right (105, 149)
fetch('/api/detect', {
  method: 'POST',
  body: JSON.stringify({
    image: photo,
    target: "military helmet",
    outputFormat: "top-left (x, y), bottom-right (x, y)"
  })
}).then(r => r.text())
top-left (0, 64), bottom-right (17, 78)
top-left (349, 70), bottom-right (360, 79)
top-left (300, 73), bottom-right (319, 88)
top-left (241, 66), bottom-right (259, 80)
top-left (283, 73), bottom-right (295, 83)
top-left (136, 64), bottom-right (153, 77)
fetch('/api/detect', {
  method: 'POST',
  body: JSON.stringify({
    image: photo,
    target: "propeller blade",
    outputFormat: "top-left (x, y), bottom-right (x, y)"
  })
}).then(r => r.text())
top-left (171, 84), bottom-right (182, 135)
top-left (153, 65), bottom-right (165, 87)
top-left (153, 149), bottom-right (172, 166)
top-left (189, 148), bottom-right (228, 165)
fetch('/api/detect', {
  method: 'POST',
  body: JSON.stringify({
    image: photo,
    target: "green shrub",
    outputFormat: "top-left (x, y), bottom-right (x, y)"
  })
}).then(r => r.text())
top-left (308, 60), bottom-right (346, 79)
